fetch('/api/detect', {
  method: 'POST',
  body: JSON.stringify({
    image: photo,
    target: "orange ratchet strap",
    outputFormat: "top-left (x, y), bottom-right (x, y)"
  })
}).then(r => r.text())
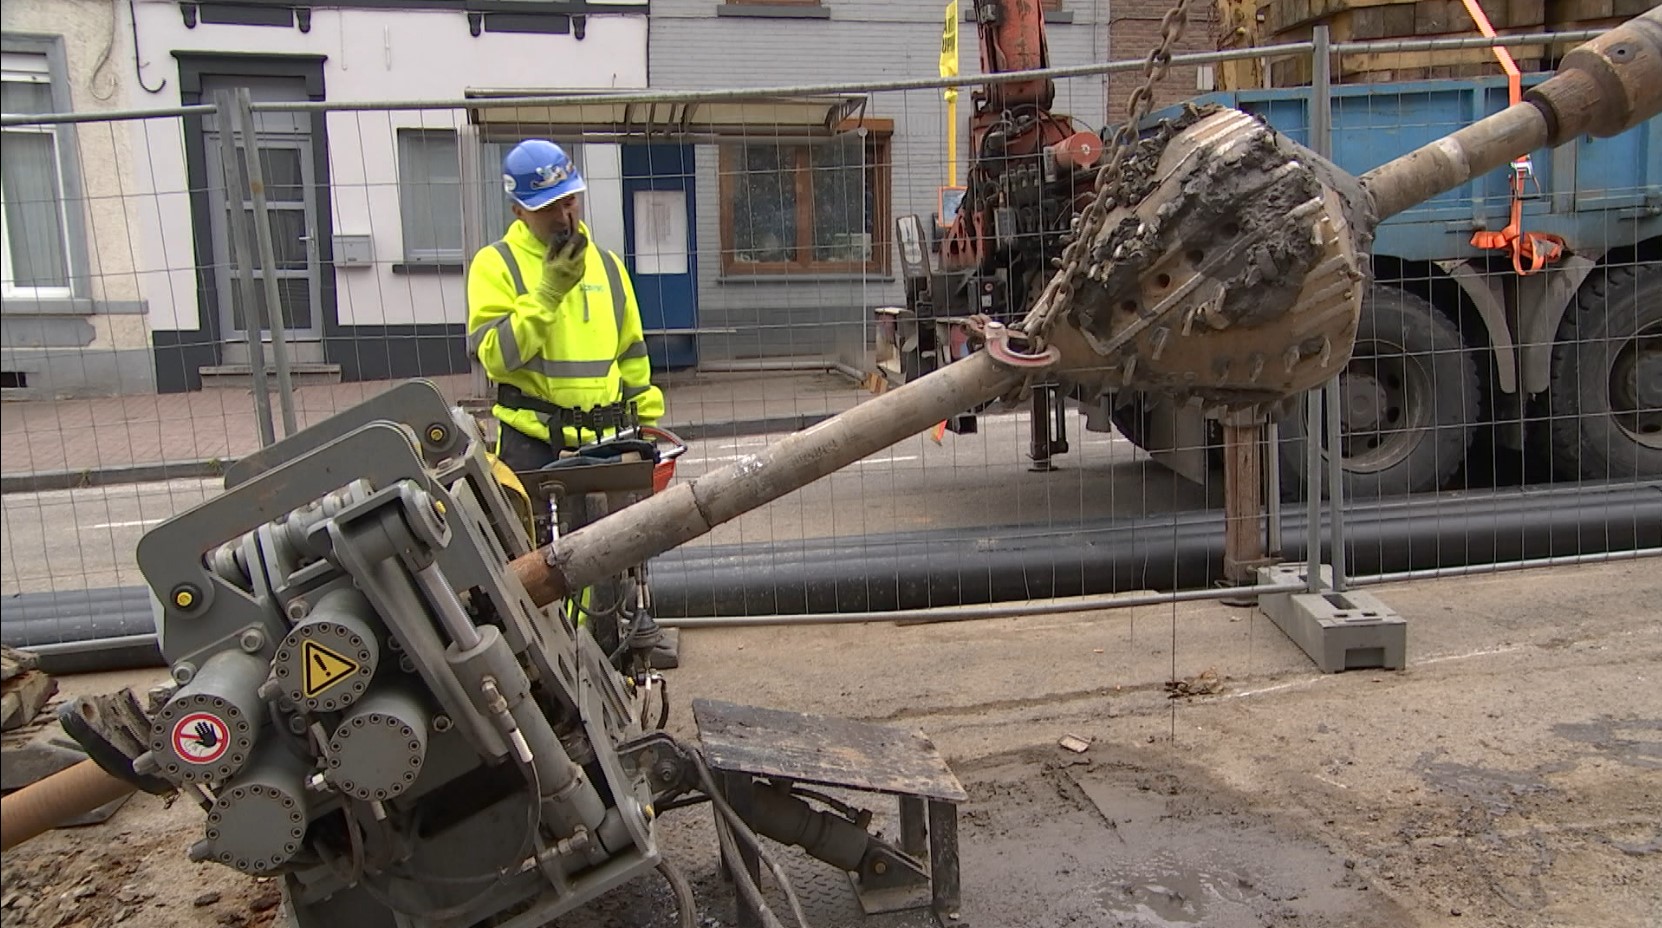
top-left (1459, 0), bottom-right (1565, 276)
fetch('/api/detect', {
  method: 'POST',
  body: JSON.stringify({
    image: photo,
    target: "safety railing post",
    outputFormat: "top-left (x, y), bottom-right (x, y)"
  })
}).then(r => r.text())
top-left (214, 89), bottom-right (277, 449)
top-left (234, 87), bottom-right (298, 437)
top-left (1265, 421), bottom-right (1282, 557)
top-left (1311, 24), bottom-right (1348, 593)
top-left (1304, 392), bottom-right (1323, 592)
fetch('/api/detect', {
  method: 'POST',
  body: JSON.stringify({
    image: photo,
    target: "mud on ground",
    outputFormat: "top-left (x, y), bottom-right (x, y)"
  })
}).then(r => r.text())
top-left (3, 561), bottom-right (1658, 927)
top-left (0, 793), bottom-right (283, 928)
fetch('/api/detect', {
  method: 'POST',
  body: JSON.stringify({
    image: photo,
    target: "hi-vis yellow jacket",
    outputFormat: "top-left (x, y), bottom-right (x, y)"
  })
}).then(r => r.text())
top-left (466, 219), bottom-right (665, 447)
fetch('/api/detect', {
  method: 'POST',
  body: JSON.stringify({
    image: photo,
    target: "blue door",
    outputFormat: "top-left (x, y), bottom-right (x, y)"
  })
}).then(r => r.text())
top-left (621, 144), bottom-right (697, 370)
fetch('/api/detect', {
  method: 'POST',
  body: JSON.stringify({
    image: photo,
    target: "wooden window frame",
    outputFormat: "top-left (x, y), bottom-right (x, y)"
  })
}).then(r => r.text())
top-left (718, 130), bottom-right (891, 277)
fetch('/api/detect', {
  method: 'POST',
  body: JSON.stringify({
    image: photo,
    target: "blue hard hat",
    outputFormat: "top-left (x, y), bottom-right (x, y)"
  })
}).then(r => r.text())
top-left (502, 139), bottom-right (585, 210)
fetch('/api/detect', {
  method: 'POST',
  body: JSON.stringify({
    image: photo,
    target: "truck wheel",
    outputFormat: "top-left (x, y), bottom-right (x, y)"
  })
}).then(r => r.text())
top-left (1279, 284), bottom-right (1480, 499)
top-left (1549, 263), bottom-right (1662, 479)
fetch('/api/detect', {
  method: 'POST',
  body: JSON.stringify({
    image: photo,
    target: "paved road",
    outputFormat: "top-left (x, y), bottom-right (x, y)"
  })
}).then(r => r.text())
top-left (0, 409), bottom-right (1213, 597)
top-left (2, 477), bottom-right (222, 597)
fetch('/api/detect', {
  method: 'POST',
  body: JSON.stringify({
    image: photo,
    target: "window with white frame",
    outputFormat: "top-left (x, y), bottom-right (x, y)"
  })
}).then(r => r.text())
top-left (397, 129), bottom-right (465, 264)
top-left (1, 52), bottom-right (73, 297)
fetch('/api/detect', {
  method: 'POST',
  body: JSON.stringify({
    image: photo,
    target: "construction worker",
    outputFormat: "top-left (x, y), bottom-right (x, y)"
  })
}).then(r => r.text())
top-left (468, 139), bottom-right (665, 471)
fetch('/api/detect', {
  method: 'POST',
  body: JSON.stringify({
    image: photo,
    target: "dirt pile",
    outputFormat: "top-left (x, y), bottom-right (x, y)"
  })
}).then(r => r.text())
top-left (0, 816), bottom-right (280, 928)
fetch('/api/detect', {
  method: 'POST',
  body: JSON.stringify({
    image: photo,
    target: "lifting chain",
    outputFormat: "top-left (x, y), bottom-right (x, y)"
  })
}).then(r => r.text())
top-left (1017, 0), bottom-right (1196, 347)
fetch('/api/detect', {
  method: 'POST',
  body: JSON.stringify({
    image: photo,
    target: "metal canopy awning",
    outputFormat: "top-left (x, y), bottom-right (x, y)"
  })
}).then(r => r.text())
top-left (464, 91), bottom-right (869, 141)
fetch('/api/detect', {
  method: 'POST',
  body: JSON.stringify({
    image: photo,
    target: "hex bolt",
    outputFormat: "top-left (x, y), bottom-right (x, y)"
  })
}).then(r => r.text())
top-left (239, 628), bottom-right (266, 653)
top-left (172, 662), bottom-right (196, 685)
top-left (286, 599), bottom-right (310, 621)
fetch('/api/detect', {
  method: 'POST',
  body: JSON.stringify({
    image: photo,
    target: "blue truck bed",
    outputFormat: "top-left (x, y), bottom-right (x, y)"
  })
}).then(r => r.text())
top-left (1159, 76), bottom-right (1662, 261)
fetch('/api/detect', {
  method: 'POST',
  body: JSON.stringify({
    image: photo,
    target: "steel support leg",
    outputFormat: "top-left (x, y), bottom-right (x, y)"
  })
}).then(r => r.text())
top-left (1028, 384), bottom-right (1069, 472)
top-left (723, 771), bottom-right (762, 928)
top-left (1222, 414), bottom-right (1268, 586)
top-left (927, 799), bottom-right (960, 924)
top-left (900, 796), bottom-right (927, 859)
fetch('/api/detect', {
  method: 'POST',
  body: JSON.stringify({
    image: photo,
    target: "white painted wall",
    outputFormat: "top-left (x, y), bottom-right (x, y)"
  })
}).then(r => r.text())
top-left (2, 0), bottom-right (159, 396)
top-left (122, 1), bottom-right (647, 335)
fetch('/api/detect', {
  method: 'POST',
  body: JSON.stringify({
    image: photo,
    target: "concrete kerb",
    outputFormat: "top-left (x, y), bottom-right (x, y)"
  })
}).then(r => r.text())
top-left (0, 460), bottom-right (235, 495)
top-left (0, 414), bottom-right (835, 495)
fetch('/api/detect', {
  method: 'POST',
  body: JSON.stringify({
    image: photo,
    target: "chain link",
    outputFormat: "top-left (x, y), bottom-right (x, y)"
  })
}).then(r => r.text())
top-left (1019, 0), bottom-right (1195, 345)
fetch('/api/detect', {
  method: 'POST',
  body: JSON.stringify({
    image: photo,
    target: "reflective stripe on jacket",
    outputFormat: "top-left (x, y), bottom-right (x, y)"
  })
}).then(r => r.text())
top-left (466, 219), bottom-right (666, 446)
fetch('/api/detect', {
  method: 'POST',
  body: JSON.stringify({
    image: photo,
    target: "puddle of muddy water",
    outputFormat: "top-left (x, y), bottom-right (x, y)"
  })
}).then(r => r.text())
top-left (1414, 752), bottom-right (1555, 816)
top-left (1551, 718), bottom-right (1662, 769)
top-left (951, 760), bottom-right (1412, 928)
top-left (1095, 855), bottom-right (1251, 925)
top-left (556, 752), bottom-right (1414, 928)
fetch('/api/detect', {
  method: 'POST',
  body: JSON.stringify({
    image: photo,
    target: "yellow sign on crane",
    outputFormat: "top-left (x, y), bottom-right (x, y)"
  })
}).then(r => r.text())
top-left (941, 0), bottom-right (959, 185)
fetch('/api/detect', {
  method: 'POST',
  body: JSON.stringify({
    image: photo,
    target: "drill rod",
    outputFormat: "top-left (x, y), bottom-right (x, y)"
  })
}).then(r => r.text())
top-left (1366, 6), bottom-right (1662, 220)
top-left (511, 351), bottom-right (1023, 606)
top-left (1, 760), bottom-right (136, 853)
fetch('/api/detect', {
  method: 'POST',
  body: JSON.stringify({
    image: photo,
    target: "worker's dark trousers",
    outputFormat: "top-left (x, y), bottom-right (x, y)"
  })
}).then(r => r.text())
top-left (496, 423), bottom-right (560, 472)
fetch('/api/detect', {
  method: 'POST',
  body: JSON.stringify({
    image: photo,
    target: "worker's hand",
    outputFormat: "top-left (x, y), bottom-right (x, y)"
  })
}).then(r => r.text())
top-left (537, 230), bottom-right (588, 307)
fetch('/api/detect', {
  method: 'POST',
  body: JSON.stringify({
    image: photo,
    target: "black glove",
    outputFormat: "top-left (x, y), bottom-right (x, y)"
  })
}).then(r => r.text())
top-left (538, 229), bottom-right (588, 307)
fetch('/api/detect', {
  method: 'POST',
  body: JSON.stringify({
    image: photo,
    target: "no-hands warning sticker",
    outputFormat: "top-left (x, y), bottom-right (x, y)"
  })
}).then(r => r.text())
top-left (302, 640), bottom-right (360, 698)
top-left (172, 711), bottom-right (231, 765)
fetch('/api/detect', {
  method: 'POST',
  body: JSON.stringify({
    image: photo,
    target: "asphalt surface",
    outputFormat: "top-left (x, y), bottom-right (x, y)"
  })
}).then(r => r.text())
top-left (0, 409), bottom-right (1213, 598)
top-left (7, 559), bottom-right (1658, 928)
top-left (1, 477), bottom-right (223, 598)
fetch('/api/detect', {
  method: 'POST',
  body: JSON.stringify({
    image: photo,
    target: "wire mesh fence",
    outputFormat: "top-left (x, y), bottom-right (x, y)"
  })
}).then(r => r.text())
top-left (1, 27), bottom-right (1656, 663)
top-left (1315, 27), bottom-right (1662, 588)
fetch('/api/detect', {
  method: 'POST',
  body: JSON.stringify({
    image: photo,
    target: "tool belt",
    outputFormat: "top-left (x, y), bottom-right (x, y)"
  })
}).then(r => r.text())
top-left (497, 384), bottom-right (638, 450)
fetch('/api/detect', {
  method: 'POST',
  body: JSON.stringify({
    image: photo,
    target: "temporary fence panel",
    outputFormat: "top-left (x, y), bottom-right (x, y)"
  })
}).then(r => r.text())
top-left (1313, 29), bottom-right (1662, 588)
top-left (1, 29), bottom-right (1656, 666)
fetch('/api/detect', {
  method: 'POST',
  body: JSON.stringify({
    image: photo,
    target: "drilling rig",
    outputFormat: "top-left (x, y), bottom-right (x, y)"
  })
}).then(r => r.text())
top-left (884, 0), bottom-right (1115, 469)
top-left (5, 7), bottom-right (1661, 928)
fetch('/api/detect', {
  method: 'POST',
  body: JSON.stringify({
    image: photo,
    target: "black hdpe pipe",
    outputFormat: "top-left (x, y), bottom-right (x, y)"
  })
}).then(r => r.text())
top-left (4, 481), bottom-right (1656, 671)
top-left (647, 481), bottom-right (1661, 617)
top-left (0, 587), bottom-right (163, 673)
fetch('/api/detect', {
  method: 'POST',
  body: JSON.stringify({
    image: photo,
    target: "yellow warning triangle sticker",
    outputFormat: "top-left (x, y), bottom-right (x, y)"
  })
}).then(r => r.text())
top-left (302, 640), bottom-right (360, 698)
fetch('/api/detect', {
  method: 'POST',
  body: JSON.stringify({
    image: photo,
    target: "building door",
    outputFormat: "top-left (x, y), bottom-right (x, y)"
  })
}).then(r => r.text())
top-left (201, 75), bottom-right (324, 365)
top-left (621, 144), bottom-right (697, 370)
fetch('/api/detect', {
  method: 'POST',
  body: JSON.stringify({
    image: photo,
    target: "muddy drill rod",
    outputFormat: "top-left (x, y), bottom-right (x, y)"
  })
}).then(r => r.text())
top-left (511, 351), bottom-right (1022, 605)
top-left (510, 9), bottom-right (1662, 609)
top-left (1366, 6), bottom-right (1662, 219)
